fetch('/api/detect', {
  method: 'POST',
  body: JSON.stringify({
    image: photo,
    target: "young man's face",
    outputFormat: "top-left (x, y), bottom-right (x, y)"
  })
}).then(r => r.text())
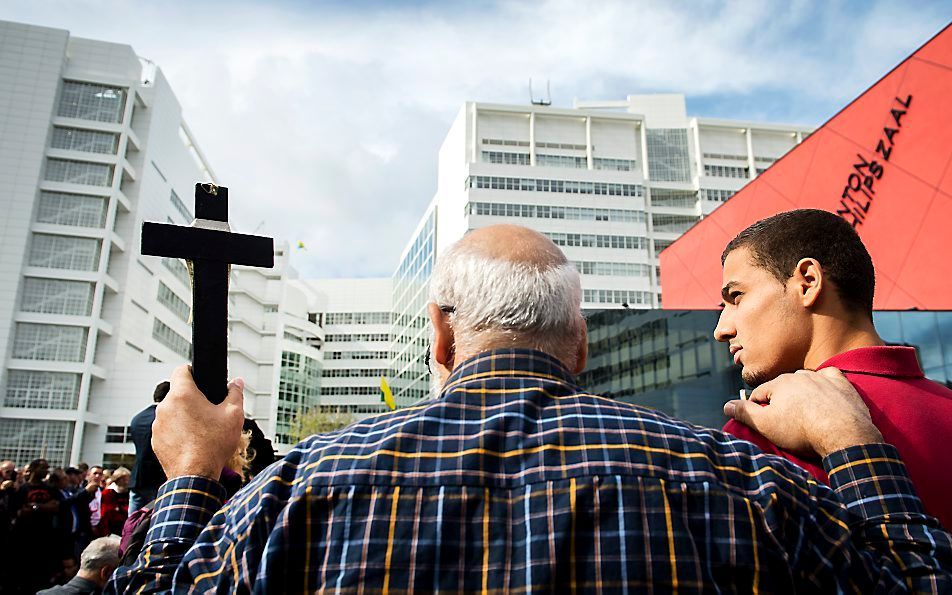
top-left (714, 247), bottom-right (811, 386)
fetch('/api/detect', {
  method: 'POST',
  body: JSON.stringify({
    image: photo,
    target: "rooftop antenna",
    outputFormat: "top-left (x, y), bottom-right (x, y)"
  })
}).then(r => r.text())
top-left (529, 78), bottom-right (552, 106)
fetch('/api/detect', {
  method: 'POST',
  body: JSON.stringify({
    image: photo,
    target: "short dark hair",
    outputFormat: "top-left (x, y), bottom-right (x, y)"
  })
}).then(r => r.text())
top-left (722, 209), bottom-right (875, 318)
top-left (154, 381), bottom-right (171, 403)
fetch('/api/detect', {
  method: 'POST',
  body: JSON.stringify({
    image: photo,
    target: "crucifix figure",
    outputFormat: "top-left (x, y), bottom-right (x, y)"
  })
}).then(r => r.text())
top-left (141, 183), bottom-right (274, 404)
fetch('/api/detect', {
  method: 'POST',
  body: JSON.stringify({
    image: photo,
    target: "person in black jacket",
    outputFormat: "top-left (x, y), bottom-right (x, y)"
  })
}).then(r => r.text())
top-left (128, 382), bottom-right (169, 514)
top-left (37, 535), bottom-right (119, 595)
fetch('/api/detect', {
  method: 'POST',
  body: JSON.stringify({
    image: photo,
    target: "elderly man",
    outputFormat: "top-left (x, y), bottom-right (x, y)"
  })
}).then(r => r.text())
top-left (39, 535), bottom-right (121, 594)
top-left (109, 225), bottom-right (952, 592)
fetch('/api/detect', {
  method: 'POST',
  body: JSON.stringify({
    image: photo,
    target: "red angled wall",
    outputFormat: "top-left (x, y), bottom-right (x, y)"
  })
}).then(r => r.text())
top-left (660, 24), bottom-right (952, 310)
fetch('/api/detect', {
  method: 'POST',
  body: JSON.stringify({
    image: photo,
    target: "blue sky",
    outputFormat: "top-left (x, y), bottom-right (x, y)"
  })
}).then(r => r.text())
top-left (3, 1), bottom-right (949, 278)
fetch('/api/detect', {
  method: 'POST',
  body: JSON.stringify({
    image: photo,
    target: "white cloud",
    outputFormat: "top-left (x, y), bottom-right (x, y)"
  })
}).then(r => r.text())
top-left (3, 0), bottom-right (947, 277)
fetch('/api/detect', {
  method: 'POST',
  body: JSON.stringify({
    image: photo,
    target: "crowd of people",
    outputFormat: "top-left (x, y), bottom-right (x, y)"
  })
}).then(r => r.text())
top-left (0, 459), bottom-right (128, 593)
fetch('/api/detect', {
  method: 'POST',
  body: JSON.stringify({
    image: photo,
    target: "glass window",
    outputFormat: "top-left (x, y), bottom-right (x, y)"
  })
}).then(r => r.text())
top-left (13, 323), bottom-right (88, 362)
top-left (899, 311), bottom-right (942, 370)
top-left (170, 190), bottom-right (193, 222)
top-left (4, 371), bottom-right (81, 409)
top-left (51, 127), bottom-right (119, 154)
top-left (20, 278), bottom-right (94, 316)
top-left (44, 158), bottom-right (114, 187)
top-left (36, 192), bottom-right (107, 228)
top-left (157, 282), bottom-right (190, 322)
top-left (0, 419), bottom-right (74, 468)
top-left (873, 312), bottom-right (902, 344)
top-left (58, 81), bottom-right (126, 123)
top-left (936, 312), bottom-right (952, 365)
top-left (152, 319), bottom-right (191, 359)
top-left (29, 234), bottom-right (101, 271)
top-left (646, 129), bottom-right (691, 182)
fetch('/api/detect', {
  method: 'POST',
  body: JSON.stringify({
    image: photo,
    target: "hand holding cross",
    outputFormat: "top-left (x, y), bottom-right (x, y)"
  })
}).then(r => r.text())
top-left (141, 183), bottom-right (274, 404)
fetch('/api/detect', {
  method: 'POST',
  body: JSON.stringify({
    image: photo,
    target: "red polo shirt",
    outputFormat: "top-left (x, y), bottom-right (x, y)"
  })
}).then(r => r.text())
top-left (723, 346), bottom-right (952, 529)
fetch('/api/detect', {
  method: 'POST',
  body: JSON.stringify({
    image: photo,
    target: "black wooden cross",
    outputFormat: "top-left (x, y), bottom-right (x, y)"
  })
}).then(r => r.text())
top-left (141, 183), bottom-right (274, 404)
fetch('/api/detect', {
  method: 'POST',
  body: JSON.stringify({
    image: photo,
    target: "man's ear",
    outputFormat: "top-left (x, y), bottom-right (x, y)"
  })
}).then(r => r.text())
top-left (572, 316), bottom-right (588, 375)
top-left (793, 258), bottom-right (823, 308)
top-left (427, 302), bottom-right (455, 369)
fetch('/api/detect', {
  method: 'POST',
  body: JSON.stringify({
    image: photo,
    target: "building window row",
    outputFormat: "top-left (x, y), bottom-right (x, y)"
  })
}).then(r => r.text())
top-left (698, 189), bottom-right (735, 202)
top-left (320, 386), bottom-right (381, 396)
top-left (45, 158), bottom-right (114, 187)
top-left (544, 232), bottom-right (648, 250)
top-left (170, 190), bottom-right (193, 222)
top-left (703, 164), bottom-right (750, 179)
top-left (36, 191), bottom-right (108, 228)
top-left (468, 176), bottom-right (643, 198)
top-left (29, 233), bottom-right (101, 272)
top-left (157, 282), bottom-right (190, 322)
top-left (468, 201), bottom-right (645, 223)
top-left (4, 370), bottom-right (81, 410)
top-left (754, 156), bottom-right (778, 164)
top-left (321, 368), bottom-right (389, 378)
top-left (648, 189), bottom-right (698, 209)
top-left (482, 151), bottom-right (530, 165)
top-left (51, 127), bottom-right (119, 155)
top-left (583, 289), bottom-right (653, 305)
top-left (482, 148), bottom-right (633, 172)
top-left (0, 419), bottom-right (74, 468)
top-left (482, 138), bottom-right (530, 148)
top-left (702, 152), bottom-right (747, 162)
top-left (13, 323), bottom-right (88, 362)
top-left (324, 333), bottom-right (390, 343)
top-left (328, 350), bottom-right (390, 360)
top-left (162, 257), bottom-right (191, 288)
top-left (573, 261), bottom-right (652, 277)
top-left (537, 153), bottom-right (588, 169)
top-left (153, 319), bottom-right (191, 359)
top-left (653, 239), bottom-right (675, 253)
top-left (594, 157), bottom-right (636, 172)
top-left (325, 312), bottom-right (391, 325)
top-left (651, 214), bottom-right (699, 234)
top-left (57, 81), bottom-right (126, 124)
top-left (20, 277), bottom-right (94, 316)
top-left (537, 141), bottom-right (587, 151)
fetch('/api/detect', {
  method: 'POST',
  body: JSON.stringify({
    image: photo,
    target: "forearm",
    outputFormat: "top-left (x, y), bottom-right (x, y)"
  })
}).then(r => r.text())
top-left (106, 476), bottom-right (226, 594)
top-left (812, 444), bottom-right (952, 592)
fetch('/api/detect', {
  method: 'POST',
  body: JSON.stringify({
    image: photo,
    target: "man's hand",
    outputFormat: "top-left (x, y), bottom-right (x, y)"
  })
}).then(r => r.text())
top-left (152, 365), bottom-right (245, 481)
top-left (85, 476), bottom-right (100, 493)
top-left (723, 367), bottom-right (884, 458)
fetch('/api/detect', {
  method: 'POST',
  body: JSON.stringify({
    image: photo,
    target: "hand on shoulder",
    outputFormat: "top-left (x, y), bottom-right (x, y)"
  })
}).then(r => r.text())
top-left (724, 367), bottom-right (883, 458)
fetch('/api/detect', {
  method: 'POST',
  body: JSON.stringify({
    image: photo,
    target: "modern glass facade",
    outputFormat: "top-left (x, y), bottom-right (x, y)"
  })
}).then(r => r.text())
top-left (580, 310), bottom-right (952, 429)
top-left (390, 207), bottom-right (436, 405)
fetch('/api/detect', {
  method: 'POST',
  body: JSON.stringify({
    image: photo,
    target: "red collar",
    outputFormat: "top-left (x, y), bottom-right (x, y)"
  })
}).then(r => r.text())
top-left (816, 346), bottom-right (924, 379)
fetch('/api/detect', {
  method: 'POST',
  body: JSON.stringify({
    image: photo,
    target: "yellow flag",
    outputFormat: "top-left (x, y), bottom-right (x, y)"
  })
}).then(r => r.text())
top-left (380, 376), bottom-right (396, 411)
top-left (297, 241), bottom-right (307, 251)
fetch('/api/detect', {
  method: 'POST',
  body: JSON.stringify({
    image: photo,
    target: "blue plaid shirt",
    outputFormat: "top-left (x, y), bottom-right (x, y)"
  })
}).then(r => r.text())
top-left (108, 349), bottom-right (952, 593)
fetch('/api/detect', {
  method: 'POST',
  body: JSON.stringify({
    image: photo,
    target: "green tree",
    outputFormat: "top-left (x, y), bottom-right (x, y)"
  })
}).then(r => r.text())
top-left (288, 407), bottom-right (355, 443)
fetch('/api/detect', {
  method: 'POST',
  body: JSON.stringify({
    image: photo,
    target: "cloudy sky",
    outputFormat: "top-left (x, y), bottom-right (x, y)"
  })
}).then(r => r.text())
top-left (5, 1), bottom-right (949, 278)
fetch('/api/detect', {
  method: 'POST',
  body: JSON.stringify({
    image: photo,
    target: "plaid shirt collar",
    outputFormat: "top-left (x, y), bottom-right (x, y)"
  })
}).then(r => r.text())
top-left (440, 348), bottom-right (582, 395)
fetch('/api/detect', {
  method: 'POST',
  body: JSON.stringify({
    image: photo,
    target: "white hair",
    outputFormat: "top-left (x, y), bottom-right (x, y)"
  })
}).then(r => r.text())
top-left (80, 535), bottom-right (120, 572)
top-left (429, 239), bottom-right (583, 363)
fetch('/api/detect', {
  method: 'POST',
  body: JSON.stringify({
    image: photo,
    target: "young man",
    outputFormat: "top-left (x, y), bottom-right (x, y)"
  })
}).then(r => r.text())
top-left (716, 209), bottom-right (952, 528)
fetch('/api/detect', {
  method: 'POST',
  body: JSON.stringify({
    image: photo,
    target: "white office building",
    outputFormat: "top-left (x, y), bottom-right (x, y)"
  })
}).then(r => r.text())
top-left (389, 96), bottom-right (812, 403)
top-left (297, 278), bottom-right (392, 419)
top-left (0, 21), bottom-right (322, 466)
